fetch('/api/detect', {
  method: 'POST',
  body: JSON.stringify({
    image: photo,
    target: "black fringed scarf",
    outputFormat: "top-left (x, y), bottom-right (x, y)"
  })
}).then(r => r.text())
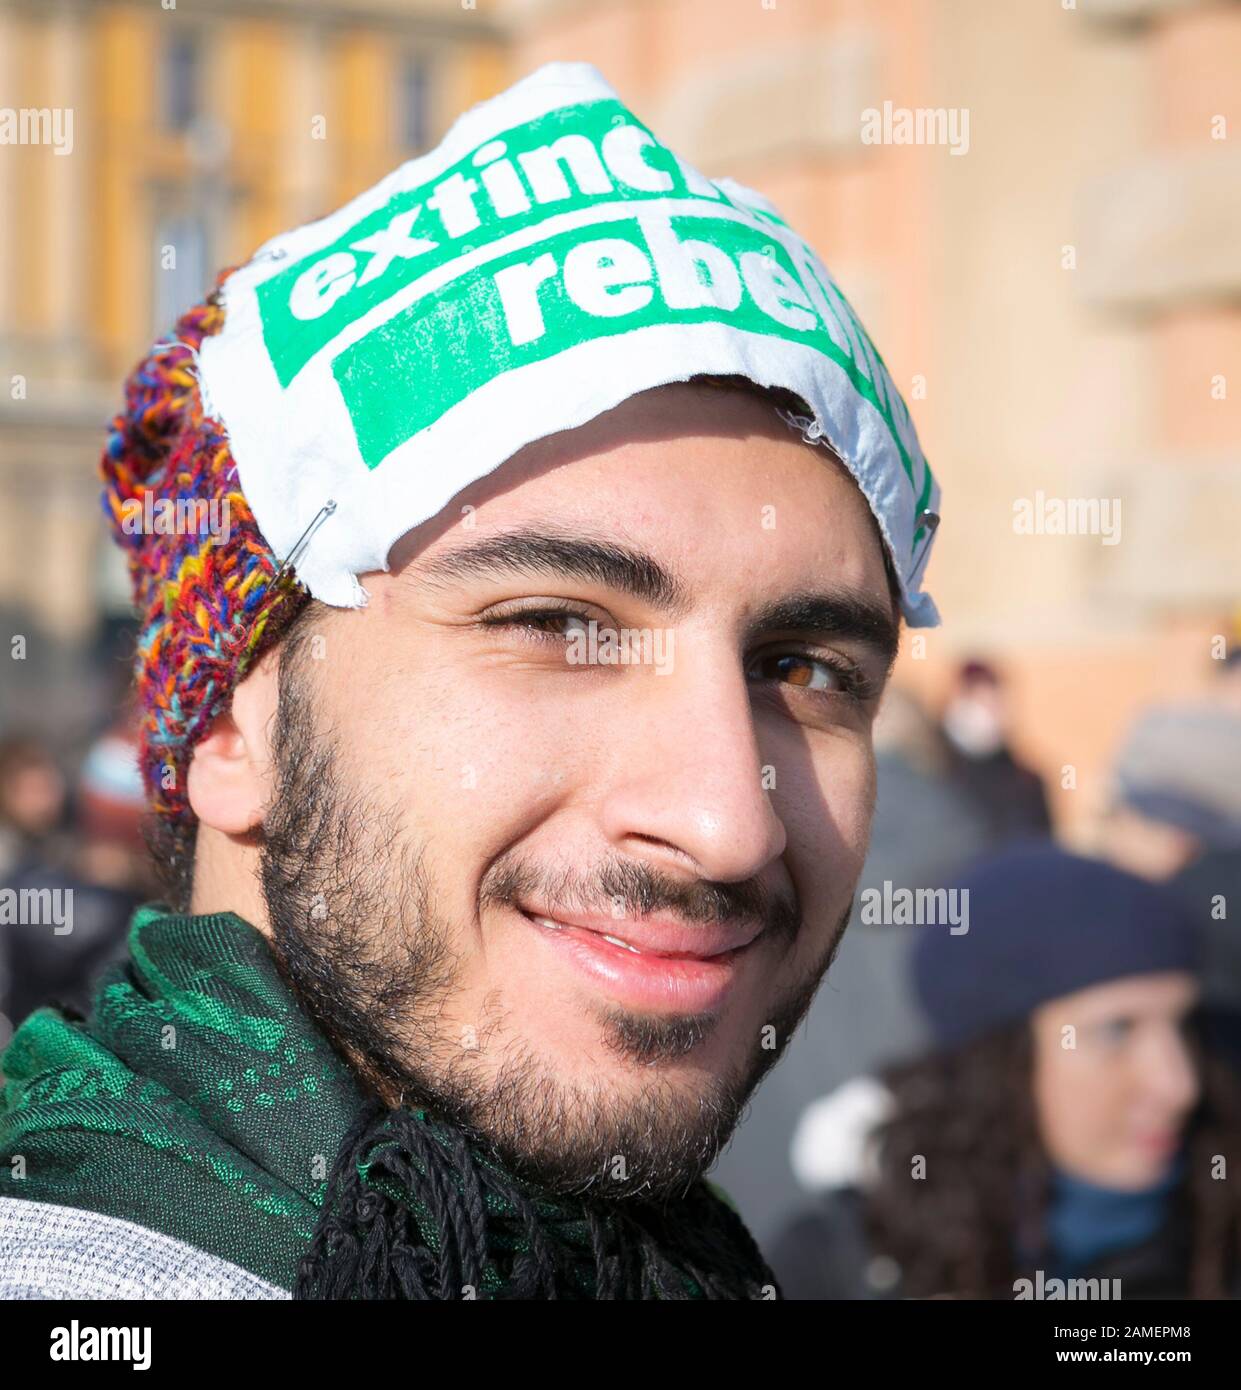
top-left (296, 1099), bottom-right (779, 1300)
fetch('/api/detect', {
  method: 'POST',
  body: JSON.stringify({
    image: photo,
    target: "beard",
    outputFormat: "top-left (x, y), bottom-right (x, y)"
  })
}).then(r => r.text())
top-left (260, 633), bottom-right (852, 1201)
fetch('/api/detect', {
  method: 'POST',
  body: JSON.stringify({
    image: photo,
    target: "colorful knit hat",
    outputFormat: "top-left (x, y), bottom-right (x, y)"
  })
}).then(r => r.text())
top-left (103, 61), bottom-right (942, 827)
top-left (101, 283), bottom-right (304, 821)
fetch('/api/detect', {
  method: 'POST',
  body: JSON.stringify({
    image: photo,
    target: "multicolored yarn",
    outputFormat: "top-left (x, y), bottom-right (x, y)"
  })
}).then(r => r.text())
top-left (101, 271), bottom-right (309, 823)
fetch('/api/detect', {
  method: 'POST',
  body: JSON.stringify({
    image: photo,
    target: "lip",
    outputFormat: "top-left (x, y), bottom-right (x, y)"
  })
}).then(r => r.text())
top-left (1133, 1130), bottom-right (1179, 1158)
top-left (520, 903), bottom-right (763, 958)
top-left (517, 904), bottom-right (764, 1013)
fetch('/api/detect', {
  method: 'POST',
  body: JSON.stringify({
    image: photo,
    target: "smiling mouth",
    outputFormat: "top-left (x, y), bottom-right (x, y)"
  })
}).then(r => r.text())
top-left (525, 911), bottom-right (755, 967)
top-left (515, 904), bottom-right (764, 1015)
top-left (520, 909), bottom-right (762, 961)
top-left (531, 915), bottom-right (647, 954)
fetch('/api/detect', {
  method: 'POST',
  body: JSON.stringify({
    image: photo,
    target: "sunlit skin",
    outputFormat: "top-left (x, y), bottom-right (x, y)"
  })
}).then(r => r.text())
top-left (188, 383), bottom-right (898, 1169)
top-left (1031, 972), bottom-right (1201, 1191)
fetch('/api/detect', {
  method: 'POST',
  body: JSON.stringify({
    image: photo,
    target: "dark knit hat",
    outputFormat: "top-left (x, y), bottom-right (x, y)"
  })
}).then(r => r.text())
top-left (911, 842), bottom-right (1199, 1049)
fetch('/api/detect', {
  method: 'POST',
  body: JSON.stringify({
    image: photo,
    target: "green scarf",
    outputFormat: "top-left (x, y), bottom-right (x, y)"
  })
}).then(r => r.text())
top-left (0, 907), bottom-right (775, 1299)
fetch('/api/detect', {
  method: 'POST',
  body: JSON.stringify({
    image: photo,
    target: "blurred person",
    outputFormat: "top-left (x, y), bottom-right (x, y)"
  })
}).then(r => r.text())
top-left (1099, 703), bottom-right (1241, 1070)
top-left (75, 714), bottom-right (160, 899)
top-left (0, 736), bottom-right (68, 880)
top-left (940, 659), bottom-right (1052, 844)
top-left (0, 723), bottom-right (146, 1039)
top-left (1100, 703), bottom-right (1241, 885)
top-left (0, 64), bottom-right (944, 1300)
top-left (0, 736), bottom-right (71, 1045)
top-left (710, 687), bottom-right (989, 1245)
top-left (769, 844), bottom-right (1241, 1299)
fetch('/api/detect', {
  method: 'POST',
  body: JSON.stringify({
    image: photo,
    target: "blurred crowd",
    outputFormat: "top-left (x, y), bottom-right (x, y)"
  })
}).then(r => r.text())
top-left (0, 709), bottom-right (156, 1049)
top-left (3, 649), bottom-right (1241, 1297)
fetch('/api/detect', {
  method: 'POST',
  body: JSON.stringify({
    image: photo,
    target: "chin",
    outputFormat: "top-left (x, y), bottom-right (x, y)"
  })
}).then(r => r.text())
top-left (1104, 1156), bottom-right (1177, 1192)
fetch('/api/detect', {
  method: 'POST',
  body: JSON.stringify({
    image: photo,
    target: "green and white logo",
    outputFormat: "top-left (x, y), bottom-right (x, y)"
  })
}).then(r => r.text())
top-left (198, 63), bottom-right (941, 624)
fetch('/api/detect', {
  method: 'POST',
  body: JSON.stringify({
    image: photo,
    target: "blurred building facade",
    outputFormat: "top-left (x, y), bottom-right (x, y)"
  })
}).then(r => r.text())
top-left (2, 0), bottom-right (1238, 830)
top-left (0, 0), bottom-right (505, 738)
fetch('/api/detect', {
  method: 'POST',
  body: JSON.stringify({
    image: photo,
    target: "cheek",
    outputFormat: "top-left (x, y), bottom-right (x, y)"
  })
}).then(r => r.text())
top-left (1036, 1049), bottom-right (1124, 1157)
top-left (325, 657), bottom-right (574, 875)
top-left (772, 739), bottom-right (876, 945)
top-left (323, 630), bottom-right (520, 781)
top-left (785, 737), bottom-right (877, 865)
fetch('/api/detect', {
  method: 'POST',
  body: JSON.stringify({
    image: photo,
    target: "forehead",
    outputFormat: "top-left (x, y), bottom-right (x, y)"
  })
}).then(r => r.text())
top-left (1053, 972), bottom-right (1200, 1020)
top-left (388, 384), bottom-right (892, 596)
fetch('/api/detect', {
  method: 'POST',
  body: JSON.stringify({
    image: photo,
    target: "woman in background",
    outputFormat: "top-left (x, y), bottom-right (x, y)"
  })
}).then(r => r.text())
top-left (771, 844), bottom-right (1241, 1299)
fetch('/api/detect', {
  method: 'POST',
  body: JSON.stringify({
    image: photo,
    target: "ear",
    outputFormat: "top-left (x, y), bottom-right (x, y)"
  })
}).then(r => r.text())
top-left (186, 647), bottom-right (282, 835)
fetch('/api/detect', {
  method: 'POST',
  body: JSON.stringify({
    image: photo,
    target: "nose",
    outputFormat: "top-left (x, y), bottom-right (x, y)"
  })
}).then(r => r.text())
top-left (1139, 1025), bottom-right (1200, 1122)
top-left (597, 644), bottom-right (787, 883)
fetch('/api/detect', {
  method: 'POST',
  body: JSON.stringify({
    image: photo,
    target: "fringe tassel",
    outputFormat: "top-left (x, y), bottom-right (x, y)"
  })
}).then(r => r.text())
top-left (295, 1100), bottom-right (778, 1301)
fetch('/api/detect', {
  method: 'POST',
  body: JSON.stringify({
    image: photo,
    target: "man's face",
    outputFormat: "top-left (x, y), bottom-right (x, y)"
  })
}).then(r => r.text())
top-left (261, 383), bottom-right (898, 1197)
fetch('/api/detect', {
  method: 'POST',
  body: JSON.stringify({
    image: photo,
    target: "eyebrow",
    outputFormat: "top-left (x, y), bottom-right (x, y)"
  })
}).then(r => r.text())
top-left (747, 592), bottom-right (901, 675)
top-left (412, 527), bottom-right (690, 614)
top-left (413, 526), bottom-right (900, 670)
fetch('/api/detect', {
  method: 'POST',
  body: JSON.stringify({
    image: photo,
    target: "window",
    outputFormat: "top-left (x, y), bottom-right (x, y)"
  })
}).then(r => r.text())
top-left (398, 53), bottom-right (432, 152)
top-left (152, 211), bottom-right (208, 334)
top-left (162, 33), bottom-right (201, 132)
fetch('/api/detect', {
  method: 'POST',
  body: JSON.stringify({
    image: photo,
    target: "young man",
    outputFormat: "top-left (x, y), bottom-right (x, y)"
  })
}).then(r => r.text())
top-left (0, 63), bottom-right (940, 1299)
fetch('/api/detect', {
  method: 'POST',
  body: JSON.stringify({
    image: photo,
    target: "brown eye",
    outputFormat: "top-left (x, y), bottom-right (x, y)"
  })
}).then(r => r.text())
top-left (752, 653), bottom-right (844, 692)
top-left (520, 612), bottom-right (592, 640)
top-left (480, 606), bottom-right (598, 644)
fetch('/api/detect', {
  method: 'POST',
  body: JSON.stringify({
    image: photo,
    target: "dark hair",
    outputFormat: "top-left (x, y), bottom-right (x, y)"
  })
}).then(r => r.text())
top-left (144, 786), bottom-right (195, 912)
top-left (143, 594), bottom-right (319, 911)
top-left (864, 1019), bottom-right (1241, 1298)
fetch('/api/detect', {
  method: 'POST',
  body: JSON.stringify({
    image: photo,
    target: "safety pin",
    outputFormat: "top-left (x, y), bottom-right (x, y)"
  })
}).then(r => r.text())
top-left (909, 508), bottom-right (940, 580)
top-left (273, 499), bottom-right (337, 588)
top-left (247, 245), bottom-right (290, 268)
